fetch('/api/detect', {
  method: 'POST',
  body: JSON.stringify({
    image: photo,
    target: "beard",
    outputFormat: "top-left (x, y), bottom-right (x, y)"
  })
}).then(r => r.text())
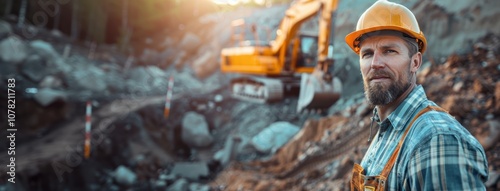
top-left (363, 68), bottom-right (412, 106)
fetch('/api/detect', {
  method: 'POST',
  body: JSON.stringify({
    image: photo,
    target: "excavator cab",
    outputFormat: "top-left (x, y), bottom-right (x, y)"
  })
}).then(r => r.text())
top-left (295, 34), bottom-right (342, 112)
top-left (296, 34), bottom-right (319, 68)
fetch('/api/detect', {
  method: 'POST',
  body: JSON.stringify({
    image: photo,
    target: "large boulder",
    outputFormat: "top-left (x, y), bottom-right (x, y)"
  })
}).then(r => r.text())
top-left (251, 121), bottom-right (300, 154)
top-left (30, 40), bottom-right (60, 60)
top-left (69, 65), bottom-right (108, 93)
top-left (0, 36), bottom-right (28, 63)
top-left (112, 165), bottom-right (137, 186)
top-left (126, 66), bottom-right (168, 94)
top-left (181, 111), bottom-right (213, 148)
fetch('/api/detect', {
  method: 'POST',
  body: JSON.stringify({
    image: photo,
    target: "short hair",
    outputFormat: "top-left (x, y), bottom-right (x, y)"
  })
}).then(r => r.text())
top-left (402, 38), bottom-right (419, 58)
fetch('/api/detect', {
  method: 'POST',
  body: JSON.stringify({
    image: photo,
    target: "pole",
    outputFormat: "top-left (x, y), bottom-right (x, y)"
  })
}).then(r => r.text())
top-left (164, 76), bottom-right (174, 119)
top-left (84, 101), bottom-right (92, 159)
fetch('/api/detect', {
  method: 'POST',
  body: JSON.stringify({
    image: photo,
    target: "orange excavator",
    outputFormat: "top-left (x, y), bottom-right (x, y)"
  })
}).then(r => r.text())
top-left (220, 0), bottom-right (342, 113)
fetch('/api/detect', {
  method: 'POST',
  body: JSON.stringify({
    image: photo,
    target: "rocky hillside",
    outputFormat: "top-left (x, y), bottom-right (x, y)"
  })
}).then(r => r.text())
top-left (0, 0), bottom-right (499, 190)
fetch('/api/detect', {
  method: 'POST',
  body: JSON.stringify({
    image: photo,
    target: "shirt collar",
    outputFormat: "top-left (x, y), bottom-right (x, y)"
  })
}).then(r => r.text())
top-left (378, 85), bottom-right (428, 131)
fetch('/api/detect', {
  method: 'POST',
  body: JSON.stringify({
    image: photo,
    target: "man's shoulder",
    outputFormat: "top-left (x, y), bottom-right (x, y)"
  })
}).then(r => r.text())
top-left (413, 108), bottom-right (461, 134)
top-left (403, 107), bottom-right (484, 153)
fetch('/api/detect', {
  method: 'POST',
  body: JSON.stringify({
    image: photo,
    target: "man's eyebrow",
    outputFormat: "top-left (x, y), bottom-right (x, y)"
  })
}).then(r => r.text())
top-left (360, 42), bottom-right (403, 54)
top-left (380, 43), bottom-right (402, 50)
top-left (360, 48), bottom-right (373, 55)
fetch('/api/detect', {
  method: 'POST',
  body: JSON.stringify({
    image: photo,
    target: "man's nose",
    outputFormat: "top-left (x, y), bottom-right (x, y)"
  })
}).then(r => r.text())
top-left (370, 52), bottom-right (385, 69)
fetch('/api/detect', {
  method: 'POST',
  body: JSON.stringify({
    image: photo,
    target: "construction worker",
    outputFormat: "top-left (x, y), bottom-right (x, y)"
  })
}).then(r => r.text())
top-left (345, 1), bottom-right (489, 190)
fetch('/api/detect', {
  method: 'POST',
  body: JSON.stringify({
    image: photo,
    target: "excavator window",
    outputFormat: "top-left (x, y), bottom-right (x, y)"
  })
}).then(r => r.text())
top-left (298, 35), bottom-right (318, 67)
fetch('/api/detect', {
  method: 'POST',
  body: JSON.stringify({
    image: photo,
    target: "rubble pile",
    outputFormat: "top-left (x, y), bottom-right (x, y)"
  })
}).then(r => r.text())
top-left (421, 34), bottom-right (500, 188)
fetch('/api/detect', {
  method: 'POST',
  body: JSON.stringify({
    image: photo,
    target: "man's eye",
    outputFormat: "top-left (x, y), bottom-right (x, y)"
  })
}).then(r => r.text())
top-left (385, 49), bottom-right (397, 53)
top-left (362, 52), bottom-right (373, 58)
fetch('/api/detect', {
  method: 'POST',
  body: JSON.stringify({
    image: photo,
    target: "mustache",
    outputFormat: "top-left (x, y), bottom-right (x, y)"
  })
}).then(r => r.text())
top-left (367, 70), bottom-right (394, 80)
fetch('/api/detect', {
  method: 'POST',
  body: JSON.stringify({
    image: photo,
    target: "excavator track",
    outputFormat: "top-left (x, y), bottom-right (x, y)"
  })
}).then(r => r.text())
top-left (230, 76), bottom-right (284, 103)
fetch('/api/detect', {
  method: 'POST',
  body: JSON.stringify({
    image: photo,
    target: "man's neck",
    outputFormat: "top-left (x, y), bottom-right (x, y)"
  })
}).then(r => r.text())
top-left (376, 83), bottom-right (416, 121)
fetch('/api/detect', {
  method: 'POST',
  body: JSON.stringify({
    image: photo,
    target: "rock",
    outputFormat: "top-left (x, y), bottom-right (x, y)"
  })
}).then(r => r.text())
top-left (159, 173), bottom-right (177, 181)
top-left (453, 81), bottom-right (464, 92)
top-left (181, 112), bottom-right (213, 148)
top-left (33, 88), bottom-right (67, 107)
top-left (171, 162), bottom-right (209, 181)
top-left (0, 36), bottom-right (28, 63)
top-left (104, 70), bottom-right (126, 93)
top-left (166, 178), bottom-right (188, 191)
top-left (214, 135), bottom-right (242, 166)
top-left (50, 54), bottom-right (72, 73)
top-left (179, 33), bottom-right (202, 54)
top-left (171, 71), bottom-right (203, 91)
top-left (154, 179), bottom-right (167, 188)
top-left (30, 40), bottom-right (60, 60)
top-left (126, 66), bottom-right (168, 94)
top-left (251, 121), bottom-right (300, 154)
top-left (189, 183), bottom-right (210, 191)
top-left (39, 75), bottom-right (63, 88)
top-left (70, 65), bottom-right (108, 93)
top-left (473, 79), bottom-right (488, 94)
top-left (20, 56), bottom-right (47, 82)
top-left (214, 94), bottom-right (224, 103)
top-left (113, 165), bottom-right (137, 186)
top-left (192, 50), bottom-right (217, 79)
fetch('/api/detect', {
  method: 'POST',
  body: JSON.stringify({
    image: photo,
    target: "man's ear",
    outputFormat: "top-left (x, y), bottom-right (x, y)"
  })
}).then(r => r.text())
top-left (410, 52), bottom-right (422, 73)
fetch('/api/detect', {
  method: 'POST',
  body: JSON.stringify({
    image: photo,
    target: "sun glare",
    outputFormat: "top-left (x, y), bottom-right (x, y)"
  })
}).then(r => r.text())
top-left (211, 0), bottom-right (266, 6)
top-left (212, 0), bottom-right (240, 5)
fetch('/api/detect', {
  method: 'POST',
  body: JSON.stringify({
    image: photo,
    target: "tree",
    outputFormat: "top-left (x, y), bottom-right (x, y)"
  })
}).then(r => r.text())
top-left (17, 0), bottom-right (28, 27)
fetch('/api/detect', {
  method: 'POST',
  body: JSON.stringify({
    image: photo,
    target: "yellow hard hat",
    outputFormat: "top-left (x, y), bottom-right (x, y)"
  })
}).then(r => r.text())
top-left (345, 0), bottom-right (426, 54)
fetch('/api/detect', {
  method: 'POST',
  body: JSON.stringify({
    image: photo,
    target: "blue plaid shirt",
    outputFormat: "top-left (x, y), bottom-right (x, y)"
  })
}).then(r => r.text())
top-left (360, 85), bottom-right (489, 190)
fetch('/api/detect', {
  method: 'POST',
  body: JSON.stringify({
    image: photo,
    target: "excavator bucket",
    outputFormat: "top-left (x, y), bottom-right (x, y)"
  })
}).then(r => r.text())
top-left (297, 73), bottom-right (342, 113)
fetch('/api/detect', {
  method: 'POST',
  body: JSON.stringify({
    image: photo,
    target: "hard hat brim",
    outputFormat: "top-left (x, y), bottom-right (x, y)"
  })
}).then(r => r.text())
top-left (345, 26), bottom-right (427, 54)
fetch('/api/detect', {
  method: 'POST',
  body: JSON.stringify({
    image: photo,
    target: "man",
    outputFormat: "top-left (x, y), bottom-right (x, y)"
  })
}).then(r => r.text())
top-left (344, 1), bottom-right (489, 190)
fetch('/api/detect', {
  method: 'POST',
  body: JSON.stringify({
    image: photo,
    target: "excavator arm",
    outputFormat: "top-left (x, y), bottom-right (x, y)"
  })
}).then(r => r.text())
top-left (297, 0), bottom-right (342, 112)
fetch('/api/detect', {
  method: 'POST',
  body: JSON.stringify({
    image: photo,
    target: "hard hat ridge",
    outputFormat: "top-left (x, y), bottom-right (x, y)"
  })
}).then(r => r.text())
top-left (345, 0), bottom-right (426, 54)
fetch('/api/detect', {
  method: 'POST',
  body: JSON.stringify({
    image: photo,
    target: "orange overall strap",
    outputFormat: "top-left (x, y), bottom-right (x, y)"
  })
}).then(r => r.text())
top-left (379, 105), bottom-right (448, 178)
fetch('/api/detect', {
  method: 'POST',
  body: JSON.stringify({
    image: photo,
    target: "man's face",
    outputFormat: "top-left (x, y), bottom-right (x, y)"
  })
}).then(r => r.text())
top-left (359, 35), bottom-right (414, 106)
